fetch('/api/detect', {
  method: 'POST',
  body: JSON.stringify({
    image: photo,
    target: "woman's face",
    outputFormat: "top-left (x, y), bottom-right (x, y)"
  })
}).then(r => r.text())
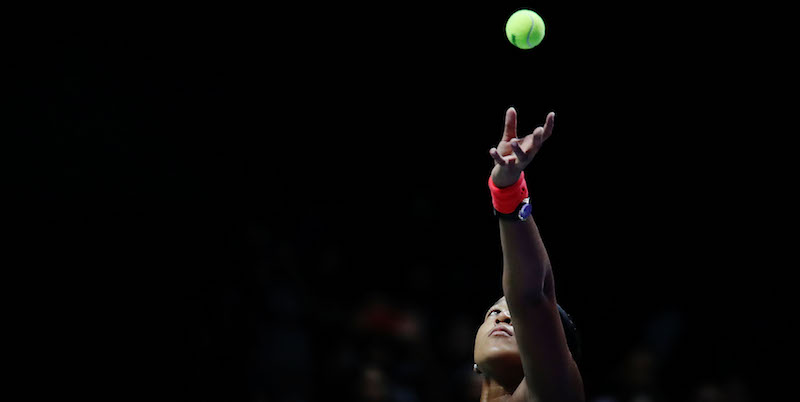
top-left (473, 296), bottom-right (522, 374)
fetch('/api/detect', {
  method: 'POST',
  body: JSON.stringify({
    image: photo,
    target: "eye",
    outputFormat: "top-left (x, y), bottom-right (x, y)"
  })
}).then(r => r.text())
top-left (487, 309), bottom-right (501, 317)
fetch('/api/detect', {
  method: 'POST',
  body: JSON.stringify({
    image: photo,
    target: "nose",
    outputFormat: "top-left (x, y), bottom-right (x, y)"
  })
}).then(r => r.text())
top-left (495, 310), bottom-right (511, 325)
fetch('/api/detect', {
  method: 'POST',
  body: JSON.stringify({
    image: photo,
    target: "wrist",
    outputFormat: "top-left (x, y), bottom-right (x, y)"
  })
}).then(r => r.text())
top-left (488, 172), bottom-right (529, 215)
top-left (490, 167), bottom-right (523, 188)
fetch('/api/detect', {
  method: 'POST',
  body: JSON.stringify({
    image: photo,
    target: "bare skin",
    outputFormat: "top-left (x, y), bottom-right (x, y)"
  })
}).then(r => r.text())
top-left (474, 108), bottom-right (584, 402)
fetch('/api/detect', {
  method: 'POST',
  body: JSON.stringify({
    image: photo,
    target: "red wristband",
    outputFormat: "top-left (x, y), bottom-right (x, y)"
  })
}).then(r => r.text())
top-left (488, 172), bottom-right (529, 214)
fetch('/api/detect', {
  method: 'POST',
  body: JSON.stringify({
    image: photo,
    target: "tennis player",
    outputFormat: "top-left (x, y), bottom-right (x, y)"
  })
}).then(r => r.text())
top-left (473, 108), bottom-right (584, 402)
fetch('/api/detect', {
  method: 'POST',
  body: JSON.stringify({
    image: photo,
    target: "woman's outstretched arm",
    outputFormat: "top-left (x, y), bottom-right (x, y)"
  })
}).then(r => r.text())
top-left (489, 108), bottom-right (584, 402)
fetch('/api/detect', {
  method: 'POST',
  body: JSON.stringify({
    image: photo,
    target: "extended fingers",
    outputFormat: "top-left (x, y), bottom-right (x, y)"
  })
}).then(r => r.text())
top-left (494, 109), bottom-right (555, 167)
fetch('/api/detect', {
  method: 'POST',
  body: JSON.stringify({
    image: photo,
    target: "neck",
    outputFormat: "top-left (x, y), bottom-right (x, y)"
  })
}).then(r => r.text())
top-left (479, 375), bottom-right (518, 402)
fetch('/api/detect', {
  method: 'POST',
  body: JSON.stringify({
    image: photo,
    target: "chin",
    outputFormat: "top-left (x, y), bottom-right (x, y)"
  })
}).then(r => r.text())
top-left (486, 347), bottom-right (521, 363)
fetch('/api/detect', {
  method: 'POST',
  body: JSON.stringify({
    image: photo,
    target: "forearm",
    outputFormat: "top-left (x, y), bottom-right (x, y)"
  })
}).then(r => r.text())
top-left (499, 217), bottom-right (553, 304)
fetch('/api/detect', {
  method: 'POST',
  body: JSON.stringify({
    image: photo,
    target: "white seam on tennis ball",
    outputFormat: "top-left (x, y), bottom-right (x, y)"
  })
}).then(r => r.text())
top-left (526, 13), bottom-right (536, 48)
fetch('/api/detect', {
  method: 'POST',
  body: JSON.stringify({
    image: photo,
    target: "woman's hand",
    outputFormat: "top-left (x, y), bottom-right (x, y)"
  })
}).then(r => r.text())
top-left (489, 108), bottom-right (555, 188)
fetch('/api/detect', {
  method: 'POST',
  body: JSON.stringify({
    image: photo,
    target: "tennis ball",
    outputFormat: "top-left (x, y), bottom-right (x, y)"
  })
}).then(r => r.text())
top-left (505, 9), bottom-right (545, 50)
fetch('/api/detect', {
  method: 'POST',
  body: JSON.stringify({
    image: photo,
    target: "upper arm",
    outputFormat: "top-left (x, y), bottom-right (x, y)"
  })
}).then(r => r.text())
top-left (508, 273), bottom-right (584, 402)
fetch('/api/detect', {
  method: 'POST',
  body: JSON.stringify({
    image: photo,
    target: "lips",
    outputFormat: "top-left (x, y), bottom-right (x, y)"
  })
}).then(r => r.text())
top-left (489, 325), bottom-right (513, 337)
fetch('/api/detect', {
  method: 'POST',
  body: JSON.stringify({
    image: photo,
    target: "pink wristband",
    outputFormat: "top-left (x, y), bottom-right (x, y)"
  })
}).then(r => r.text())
top-left (488, 172), bottom-right (529, 214)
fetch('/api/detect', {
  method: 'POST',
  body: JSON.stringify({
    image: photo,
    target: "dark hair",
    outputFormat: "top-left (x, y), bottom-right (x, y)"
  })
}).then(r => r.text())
top-left (556, 304), bottom-right (581, 364)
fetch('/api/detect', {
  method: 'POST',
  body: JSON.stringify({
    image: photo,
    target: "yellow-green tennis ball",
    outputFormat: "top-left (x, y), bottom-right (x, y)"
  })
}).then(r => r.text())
top-left (505, 9), bottom-right (545, 50)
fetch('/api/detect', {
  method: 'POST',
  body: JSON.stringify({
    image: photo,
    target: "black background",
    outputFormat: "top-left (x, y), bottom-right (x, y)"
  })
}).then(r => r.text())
top-left (11, 2), bottom-right (791, 401)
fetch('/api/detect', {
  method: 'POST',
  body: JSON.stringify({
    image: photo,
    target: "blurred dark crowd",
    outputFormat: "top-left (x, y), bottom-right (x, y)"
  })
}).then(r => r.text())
top-left (11, 3), bottom-right (788, 401)
top-left (215, 220), bottom-right (759, 402)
